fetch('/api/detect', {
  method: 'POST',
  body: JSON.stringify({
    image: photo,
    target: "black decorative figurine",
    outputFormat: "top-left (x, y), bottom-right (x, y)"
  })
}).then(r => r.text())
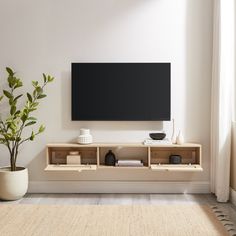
top-left (105, 150), bottom-right (116, 166)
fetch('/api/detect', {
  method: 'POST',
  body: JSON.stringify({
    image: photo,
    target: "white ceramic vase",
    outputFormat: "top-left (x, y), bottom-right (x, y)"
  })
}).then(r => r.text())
top-left (176, 130), bottom-right (184, 145)
top-left (77, 129), bottom-right (93, 144)
top-left (0, 167), bottom-right (28, 200)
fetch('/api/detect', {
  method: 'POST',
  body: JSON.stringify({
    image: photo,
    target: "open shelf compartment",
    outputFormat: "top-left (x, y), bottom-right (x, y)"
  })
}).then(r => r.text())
top-left (45, 145), bottom-right (98, 172)
top-left (99, 146), bottom-right (149, 169)
top-left (150, 145), bottom-right (202, 172)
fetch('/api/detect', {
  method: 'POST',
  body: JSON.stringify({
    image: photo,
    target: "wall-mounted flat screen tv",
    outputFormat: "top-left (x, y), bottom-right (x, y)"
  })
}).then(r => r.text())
top-left (72, 62), bottom-right (171, 121)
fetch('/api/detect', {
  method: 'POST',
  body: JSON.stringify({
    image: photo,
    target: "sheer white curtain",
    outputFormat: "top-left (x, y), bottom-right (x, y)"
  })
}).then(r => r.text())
top-left (211, 0), bottom-right (235, 202)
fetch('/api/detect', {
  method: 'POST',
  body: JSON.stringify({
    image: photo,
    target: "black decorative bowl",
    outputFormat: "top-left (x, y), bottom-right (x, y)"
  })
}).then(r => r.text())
top-left (149, 133), bottom-right (166, 140)
top-left (169, 155), bottom-right (182, 164)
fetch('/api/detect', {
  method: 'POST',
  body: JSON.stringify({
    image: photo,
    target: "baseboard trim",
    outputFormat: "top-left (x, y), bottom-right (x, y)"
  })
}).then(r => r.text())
top-left (28, 181), bottom-right (210, 194)
top-left (230, 188), bottom-right (236, 206)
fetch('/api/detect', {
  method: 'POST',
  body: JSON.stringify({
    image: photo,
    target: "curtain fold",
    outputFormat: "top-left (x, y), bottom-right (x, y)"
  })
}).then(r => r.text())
top-left (211, 0), bottom-right (235, 202)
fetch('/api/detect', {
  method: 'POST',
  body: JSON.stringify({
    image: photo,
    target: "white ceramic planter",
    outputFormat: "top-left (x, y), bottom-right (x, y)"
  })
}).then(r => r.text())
top-left (0, 167), bottom-right (28, 201)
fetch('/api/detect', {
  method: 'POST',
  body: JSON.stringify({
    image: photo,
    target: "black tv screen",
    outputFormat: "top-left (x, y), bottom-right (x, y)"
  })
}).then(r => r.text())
top-left (72, 63), bottom-right (171, 121)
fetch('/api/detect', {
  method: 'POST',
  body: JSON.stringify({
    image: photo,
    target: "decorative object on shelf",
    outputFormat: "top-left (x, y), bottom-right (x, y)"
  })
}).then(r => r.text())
top-left (171, 118), bottom-right (176, 144)
top-left (143, 138), bottom-right (171, 145)
top-left (105, 150), bottom-right (116, 166)
top-left (0, 67), bottom-right (54, 200)
top-left (176, 130), bottom-right (184, 145)
top-left (116, 160), bottom-right (143, 167)
top-left (77, 129), bottom-right (93, 144)
top-left (149, 132), bottom-right (166, 140)
top-left (66, 151), bottom-right (81, 165)
top-left (169, 155), bottom-right (182, 164)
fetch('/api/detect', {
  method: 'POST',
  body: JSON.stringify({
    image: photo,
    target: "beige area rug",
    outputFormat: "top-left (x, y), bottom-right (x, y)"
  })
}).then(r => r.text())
top-left (0, 205), bottom-right (229, 236)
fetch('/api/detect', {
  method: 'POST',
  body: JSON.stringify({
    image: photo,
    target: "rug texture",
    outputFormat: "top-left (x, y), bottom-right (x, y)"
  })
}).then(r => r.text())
top-left (0, 204), bottom-right (229, 236)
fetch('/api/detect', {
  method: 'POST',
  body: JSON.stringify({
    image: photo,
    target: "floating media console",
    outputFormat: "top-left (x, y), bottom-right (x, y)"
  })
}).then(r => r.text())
top-left (45, 143), bottom-right (202, 172)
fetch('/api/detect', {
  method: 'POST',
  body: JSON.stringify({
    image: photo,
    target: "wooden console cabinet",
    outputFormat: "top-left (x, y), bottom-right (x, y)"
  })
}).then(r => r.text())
top-left (45, 143), bottom-right (202, 172)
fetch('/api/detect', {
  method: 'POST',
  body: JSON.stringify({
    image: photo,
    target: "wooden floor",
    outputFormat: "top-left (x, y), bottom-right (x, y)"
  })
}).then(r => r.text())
top-left (1, 194), bottom-right (236, 225)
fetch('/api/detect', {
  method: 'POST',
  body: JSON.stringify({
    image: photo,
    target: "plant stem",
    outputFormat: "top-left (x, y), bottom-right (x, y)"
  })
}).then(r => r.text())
top-left (10, 153), bottom-right (16, 171)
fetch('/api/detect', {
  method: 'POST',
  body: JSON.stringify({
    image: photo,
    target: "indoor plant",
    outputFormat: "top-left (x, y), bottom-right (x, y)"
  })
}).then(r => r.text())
top-left (0, 67), bottom-right (54, 200)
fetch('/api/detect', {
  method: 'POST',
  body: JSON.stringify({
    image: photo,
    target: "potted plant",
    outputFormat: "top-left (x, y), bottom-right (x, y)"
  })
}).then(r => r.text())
top-left (0, 67), bottom-right (54, 200)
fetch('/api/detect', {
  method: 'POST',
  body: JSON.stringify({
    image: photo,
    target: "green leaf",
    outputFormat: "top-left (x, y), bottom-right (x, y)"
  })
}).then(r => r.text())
top-left (27, 93), bottom-right (32, 102)
top-left (25, 121), bottom-right (36, 127)
top-left (0, 95), bottom-right (4, 102)
top-left (32, 81), bottom-right (38, 87)
top-left (32, 102), bottom-right (39, 107)
top-left (16, 137), bottom-right (21, 142)
top-left (14, 110), bottom-right (21, 117)
top-left (6, 123), bottom-right (11, 130)
top-left (6, 67), bottom-right (14, 76)
top-left (39, 125), bottom-right (45, 133)
top-left (8, 76), bottom-right (15, 88)
top-left (0, 138), bottom-right (6, 144)
top-left (27, 117), bottom-right (37, 121)
top-left (33, 90), bottom-right (37, 98)
top-left (36, 87), bottom-right (43, 95)
top-left (3, 90), bottom-right (12, 98)
top-left (4, 133), bottom-right (14, 141)
top-left (10, 105), bottom-right (16, 115)
top-left (37, 94), bottom-right (46, 99)
top-left (30, 131), bottom-right (35, 141)
top-left (14, 80), bottom-right (23, 89)
top-left (9, 123), bottom-right (17, 132)
top-left (13, 94), bottom-right (23, 102)
top-left (29, 108), bottom-right (37, 112)
top-left (43, 73), bottom-right (47, 83)
top-left (48, 76), bottom-right (54, 82)
top-left (21, 113), bottom-right (27, 123)
top-left (9, 97), bottom-right (15, 106)
top-left (26, 101), bottom-right (30, 108)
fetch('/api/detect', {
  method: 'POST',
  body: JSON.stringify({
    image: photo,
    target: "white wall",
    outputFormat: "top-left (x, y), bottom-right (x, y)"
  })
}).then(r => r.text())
top-left (0, 0), bottom-right (213, 191)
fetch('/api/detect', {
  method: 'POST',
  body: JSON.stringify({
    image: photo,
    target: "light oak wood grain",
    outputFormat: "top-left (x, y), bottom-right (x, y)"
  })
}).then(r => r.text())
top-left (45, 142), bottom-right (202, 172)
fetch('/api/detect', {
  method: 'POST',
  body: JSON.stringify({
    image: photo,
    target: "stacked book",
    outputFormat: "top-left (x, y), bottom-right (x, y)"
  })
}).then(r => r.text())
top-left (116, 160), bottom-right (144, 167)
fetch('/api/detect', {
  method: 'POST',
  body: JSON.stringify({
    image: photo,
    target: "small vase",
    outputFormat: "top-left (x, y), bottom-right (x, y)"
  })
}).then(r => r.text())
top-left (105, 150), bottom-right (116, 166)
top-left (176, 130), bottom-right (184, 145)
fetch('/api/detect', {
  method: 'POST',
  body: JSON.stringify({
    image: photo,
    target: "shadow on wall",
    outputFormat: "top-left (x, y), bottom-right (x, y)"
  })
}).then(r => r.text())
top-left (26, 149), bottom-right (47, 181)
top-left (60, 70), bottom-right (163, 131)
